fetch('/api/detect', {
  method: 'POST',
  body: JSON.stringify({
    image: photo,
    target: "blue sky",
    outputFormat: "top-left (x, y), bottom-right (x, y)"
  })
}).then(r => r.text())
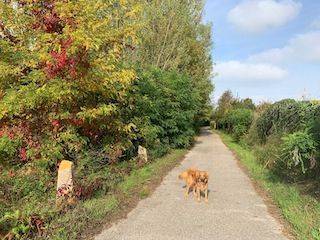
top-left (204, 0), bottom-right (320, 103)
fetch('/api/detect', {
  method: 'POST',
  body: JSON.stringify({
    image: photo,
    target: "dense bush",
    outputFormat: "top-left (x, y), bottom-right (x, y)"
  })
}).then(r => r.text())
top-left (255, 99), bottom-right (317, 143)
top-left (213, 91), bottom-right (253, 141)
top-left (129, 69), bottom-right (200, 157)
top-left (248, 100), bottom-right (320, 180)
top-left (279, 131), bottom-right (317, 179)
top-left (225, 108), bottom-right (253, 140)
top-left (214, 92), bottom-right (320, 181)
top-left (309, 106), bottom-right (320, 145)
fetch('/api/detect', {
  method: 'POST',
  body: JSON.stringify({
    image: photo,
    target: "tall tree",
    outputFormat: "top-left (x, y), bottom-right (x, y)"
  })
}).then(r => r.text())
top-left (129, 0), bottom-right (214, 124)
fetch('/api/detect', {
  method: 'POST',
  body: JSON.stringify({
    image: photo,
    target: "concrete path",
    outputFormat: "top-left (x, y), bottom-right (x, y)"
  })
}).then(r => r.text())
top-left (95, 128), bottom-right (288, 240)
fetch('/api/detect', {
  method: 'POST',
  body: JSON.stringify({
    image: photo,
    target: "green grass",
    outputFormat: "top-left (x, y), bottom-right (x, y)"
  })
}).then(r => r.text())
top-left (219, 132), bottom-right (320, 240)
top-left (46, 149), bottom-right (187, 239)
top-left (119, 149), bottom-right (186, 195)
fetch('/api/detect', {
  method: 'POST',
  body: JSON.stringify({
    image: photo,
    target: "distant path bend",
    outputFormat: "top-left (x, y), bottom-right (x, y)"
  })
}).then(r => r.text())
top-left (95, 128), bottom-right (288, 240)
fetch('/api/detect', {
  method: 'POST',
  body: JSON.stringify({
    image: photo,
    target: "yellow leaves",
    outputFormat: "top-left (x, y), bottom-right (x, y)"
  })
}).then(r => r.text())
top-left (125, 4), bottom-right (142, 19)
top-left (0, 62), bottom-right (19, 79)
top-left (120, 0), bottom-right (128, 6)
top-left (310, 100), bottom-right (320, 105)
top-left (102, 68), bottom-right (136, 87)
top-left (0, 0), bottom-right (142, 124)
top-left (77, 104), bottom-right (118, 122)
top-left (124, 122), bottom-right (136, 134)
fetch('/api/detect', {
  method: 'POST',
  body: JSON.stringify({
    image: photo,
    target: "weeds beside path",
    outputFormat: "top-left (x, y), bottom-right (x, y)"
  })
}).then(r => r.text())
top-left (45, 149), bottom-right (188, 239)
top-left (219, 132), bottom-right (320, 240)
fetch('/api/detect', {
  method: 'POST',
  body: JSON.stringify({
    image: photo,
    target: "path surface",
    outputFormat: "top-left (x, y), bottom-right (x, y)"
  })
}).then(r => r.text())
top-left (95, 128), bottom-right (287, 240)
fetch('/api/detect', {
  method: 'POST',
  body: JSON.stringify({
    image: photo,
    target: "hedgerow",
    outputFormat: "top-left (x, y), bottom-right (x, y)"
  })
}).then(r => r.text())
top-left (214, 92), bottom-right (320, 181)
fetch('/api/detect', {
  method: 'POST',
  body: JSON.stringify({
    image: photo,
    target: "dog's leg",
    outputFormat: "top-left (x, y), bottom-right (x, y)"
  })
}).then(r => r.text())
top-left (185, 186), bottom-right (190, 198)
top-left (205, 189), bottom-right (208, 203)
top-left (193, 186), bottom-right (197, 196)
top-left (197, 188), bottom-right (201, 202)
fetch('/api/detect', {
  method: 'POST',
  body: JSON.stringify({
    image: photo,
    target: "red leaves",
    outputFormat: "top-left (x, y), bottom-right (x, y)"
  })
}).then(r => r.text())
top-left (82, 127), bottom-right (100, 142)
top-left (69, 118), bottom-right (84, 127)
top-left (51, 117), bottom-right (84, 131)
top-left (19, 147), bottom-right (27, 162)
top-left (44, 37), bottom-right (83, 79)
top-left (31, 1), bottom-right (63, 34)
top-left (8, 132), bottom-right (15, 140)
top-left (43, 12), bottom-right (62, 33)
top-left (0, 128), bottom-right (15, 140)
top-left (51, 119), bottom-right (60, 128)
top-left (74, 179), bottom-right (103, 200)
top-left (0, 122), bottom-right (41, 163)
top-left (8, 170), bottom-right (15, 177)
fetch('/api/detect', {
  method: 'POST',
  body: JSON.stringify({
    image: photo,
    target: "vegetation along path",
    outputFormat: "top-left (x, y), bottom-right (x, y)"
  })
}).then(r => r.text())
top-left (95, 128), bottom-right (288, 240)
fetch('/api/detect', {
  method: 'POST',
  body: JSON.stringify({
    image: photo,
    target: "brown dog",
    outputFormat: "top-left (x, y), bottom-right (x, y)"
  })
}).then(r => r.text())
top-left (178, 168), bottom-right (198, 198)
top-left (195, 171), bottom-right (209, 203)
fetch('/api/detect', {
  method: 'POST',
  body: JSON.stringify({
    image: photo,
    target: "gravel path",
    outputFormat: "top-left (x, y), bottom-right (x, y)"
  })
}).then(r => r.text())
top-left (95, 128), bottom-right (288, 240)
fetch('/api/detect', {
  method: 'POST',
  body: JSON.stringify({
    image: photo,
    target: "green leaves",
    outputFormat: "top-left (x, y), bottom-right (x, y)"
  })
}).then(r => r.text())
top-left (281, 131), bottom-right (316, 174)
top-left (0, 210), bottom-right (30, 238)
top-left (127, 68), bottom-right (200, 156)
top-left (0, 135), bottom-right (21, 163)
top-left (255, 99), bottom-right (317, 142)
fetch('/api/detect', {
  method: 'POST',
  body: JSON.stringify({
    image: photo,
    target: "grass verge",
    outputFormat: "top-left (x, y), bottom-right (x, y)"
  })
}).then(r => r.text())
top-left (45, 149), bottom-right (187, 239)
top-left (219, 132), bottom-right (320, 240)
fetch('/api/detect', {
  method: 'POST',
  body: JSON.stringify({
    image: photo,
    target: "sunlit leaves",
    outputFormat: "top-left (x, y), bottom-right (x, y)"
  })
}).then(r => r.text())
top-left (0, 0), bottom-right (141, 163)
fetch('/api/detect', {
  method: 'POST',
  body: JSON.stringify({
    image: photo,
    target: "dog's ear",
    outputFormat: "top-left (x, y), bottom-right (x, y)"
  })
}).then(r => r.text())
top-left (205, 172), bottom-right (209, 179)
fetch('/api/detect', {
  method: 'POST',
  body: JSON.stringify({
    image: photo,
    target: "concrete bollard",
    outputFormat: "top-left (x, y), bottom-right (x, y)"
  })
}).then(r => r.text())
top-left (138, 145), bottom-right (148, 163)
top-left (56, 160), bottom-right (76, 208)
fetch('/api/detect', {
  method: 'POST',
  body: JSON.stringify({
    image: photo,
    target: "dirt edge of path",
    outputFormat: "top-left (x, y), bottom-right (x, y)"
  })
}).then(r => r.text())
top-left (81, 150), bottom-right (189, 240)
top-left (218, 134), bottom-right (295, 240)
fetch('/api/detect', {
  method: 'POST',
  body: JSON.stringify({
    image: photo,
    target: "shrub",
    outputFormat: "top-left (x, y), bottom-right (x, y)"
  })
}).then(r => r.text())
top-left (233, 125), bottom-right (247, 141)
top-left (227, 108), bottom-right (253, 128)
top-left (280, 131), bottom-right (317, 178)
top-left (210, 121), bottom-right (217, 130)
top-left (0, 211), bottom-right (30, 239)
top-left (0, 135), bottom-right (21, 165)
top-left (254, 136), bottom-right (282, 169)
top-left (255, 99), bottom-right (316, 143)
top-left (224, 108), bottom-right (253, 140)
top-left (127, 68), bottom-right (200, 157)
top-left (309, 105), bottom-right (320, 146)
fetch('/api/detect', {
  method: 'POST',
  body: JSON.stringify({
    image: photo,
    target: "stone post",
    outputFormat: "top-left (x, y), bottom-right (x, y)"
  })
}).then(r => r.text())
top-left (138, 145), bottom-right (148, 163)
top-left (56, 160), bottom-right (75, 208)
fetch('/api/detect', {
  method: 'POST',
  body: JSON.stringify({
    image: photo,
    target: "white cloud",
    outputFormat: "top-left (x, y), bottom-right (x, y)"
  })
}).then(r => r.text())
top-left (249, 31), bottom-right (320, 63)
top-left (228, 0), bottom-right (301, 33)
top-left (216, 61), bottom-right (288, 81)
top-left (310, 19), bottom-right (320, 29)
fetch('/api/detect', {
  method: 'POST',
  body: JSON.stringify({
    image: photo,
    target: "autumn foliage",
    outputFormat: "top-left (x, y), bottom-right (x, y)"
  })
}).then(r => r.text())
top-left (0, 0), bottom-right (213, 238)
